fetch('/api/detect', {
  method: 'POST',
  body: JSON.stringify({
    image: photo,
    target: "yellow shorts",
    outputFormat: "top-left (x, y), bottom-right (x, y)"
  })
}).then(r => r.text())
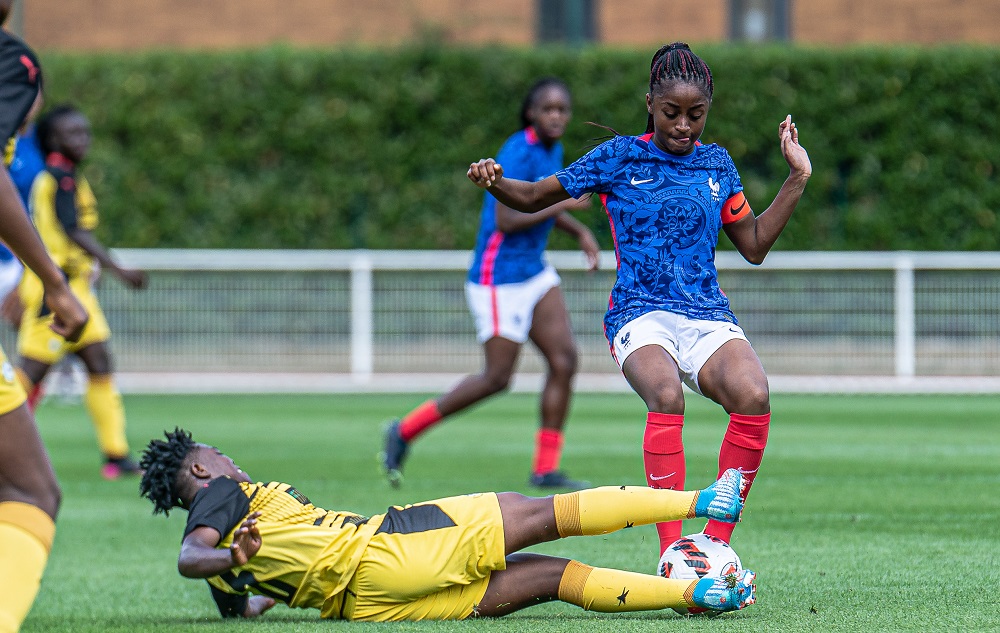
top-left (343, 492), bottom-right (506, 622)
top-left (0, 344), bottom-right (26, 415)
top-left (17, 273), bottom-right (111, 365)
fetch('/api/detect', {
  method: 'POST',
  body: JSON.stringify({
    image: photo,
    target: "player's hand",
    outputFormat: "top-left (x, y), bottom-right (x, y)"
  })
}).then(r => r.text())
top-left (229, 512), bottom-right (263, 566)
top-left (779, 115), bottom-right (811, 180)
top-left (242, 595), bottom-right (276, 618)
top-left (43, 283), bottom-right (89, 343)
top-left (578, 230), bottom-right (600, 272)
top-left (467, 159), bottom-right (503, 189)
top-left (116, 267), bottom-right (148, 290)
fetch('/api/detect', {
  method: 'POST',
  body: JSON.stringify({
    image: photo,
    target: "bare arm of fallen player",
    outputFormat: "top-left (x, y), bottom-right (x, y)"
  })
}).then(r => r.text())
top-left (178, 512), bottom-right (262, 579)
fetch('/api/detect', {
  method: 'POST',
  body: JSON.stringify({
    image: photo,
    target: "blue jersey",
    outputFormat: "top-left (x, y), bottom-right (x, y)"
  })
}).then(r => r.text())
top-left (468, 127), bottom-right (561, 285)
top-left (556, 133), bottom-right (746, 343)
top-left (0, 126), bottom-right (44, 263)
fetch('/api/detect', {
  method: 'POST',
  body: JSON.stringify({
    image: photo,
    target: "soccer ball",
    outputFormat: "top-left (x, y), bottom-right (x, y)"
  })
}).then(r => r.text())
top-left (657, 533), bottom-right (743, 615)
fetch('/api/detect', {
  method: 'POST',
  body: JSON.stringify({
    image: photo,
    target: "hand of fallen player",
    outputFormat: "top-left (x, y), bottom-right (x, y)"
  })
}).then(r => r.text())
top-left (467, 159), bottom-right (504, 188)
top-left (229, 512), bottom-right (263, 566)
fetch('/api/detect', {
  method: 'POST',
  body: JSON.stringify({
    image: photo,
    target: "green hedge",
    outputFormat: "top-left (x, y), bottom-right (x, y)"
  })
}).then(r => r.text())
top-left (35, 44), bottom-right (1000, 251)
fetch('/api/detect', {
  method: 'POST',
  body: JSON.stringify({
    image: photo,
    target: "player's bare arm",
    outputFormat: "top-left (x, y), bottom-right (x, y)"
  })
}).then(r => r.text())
top-left (467, 160), bottom-right (570, 212)
top-left (494, 194), bottom-right (588, 233)
top-left (178, 512), bottom-right (262, 579)
top-left (0, 169), bottom-right (88, 340)
top-left (724, 115), bottom-right (812, 265)
top-left (68, 228), bottom-right (148, 289)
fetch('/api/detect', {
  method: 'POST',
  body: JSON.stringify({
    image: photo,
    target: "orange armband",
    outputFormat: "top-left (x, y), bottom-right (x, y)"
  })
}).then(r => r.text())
top-left (721, 192), bottom-right (751, 224)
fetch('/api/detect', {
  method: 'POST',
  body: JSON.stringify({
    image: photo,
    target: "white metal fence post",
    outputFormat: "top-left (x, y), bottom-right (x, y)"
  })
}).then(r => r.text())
top-left (350, 251), bottom-right (374, 380)
top-left (894, 253), bottom-right (916, 378)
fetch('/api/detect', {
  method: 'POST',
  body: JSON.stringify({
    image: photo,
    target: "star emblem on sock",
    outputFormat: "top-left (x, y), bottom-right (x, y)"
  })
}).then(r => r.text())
top-left (617, 587), bottom-right (629, 605)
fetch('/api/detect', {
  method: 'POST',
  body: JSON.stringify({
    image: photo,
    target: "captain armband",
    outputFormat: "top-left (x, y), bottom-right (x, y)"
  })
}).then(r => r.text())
top-left (721, 192), bottom-right (752, 224)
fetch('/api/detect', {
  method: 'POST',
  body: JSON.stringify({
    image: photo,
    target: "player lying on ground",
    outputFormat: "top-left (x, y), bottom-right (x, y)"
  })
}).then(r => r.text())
top-left (139, 429), bottom-right (755, 621)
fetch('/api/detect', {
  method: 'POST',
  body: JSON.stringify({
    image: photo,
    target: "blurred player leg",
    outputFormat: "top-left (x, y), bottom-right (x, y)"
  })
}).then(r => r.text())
top-left (0, 397), bottom-right (59, 633)
top-left (75, 343), bottom-right (141, 479)
top-left (526, 287), bottom-right (587, 489)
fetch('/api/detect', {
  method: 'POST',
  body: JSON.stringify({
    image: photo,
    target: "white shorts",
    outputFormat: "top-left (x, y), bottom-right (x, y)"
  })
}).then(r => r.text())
top-left (0, 257), bottom-right (23, 299)
top-left (465, 266), bottom-right (560, 344)
top-left (611, 310), bottom-right (750, 395)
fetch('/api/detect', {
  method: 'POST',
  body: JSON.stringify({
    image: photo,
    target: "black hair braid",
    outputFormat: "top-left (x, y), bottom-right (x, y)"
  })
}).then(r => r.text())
top-left (645, 42), bottom-right (714, 133)
top-left (139, 427), bottom-right (196, 516)
top-left (35, 104), bottom-right (81, 156)
top-left (519, 76), bottom-right (570, 129)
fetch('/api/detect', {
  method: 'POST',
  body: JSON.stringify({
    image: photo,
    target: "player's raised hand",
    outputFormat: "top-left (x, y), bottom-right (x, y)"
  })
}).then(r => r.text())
top-left (43, 283), bottom-right (89, 342)
top-left (242, 595), bottom-right (276, 618)
top-left (779, 115), bottom-right (811, 180)
top-left (468, 159), bottom-right (504, 188)
top-left (229, 512), bottom-right (263, 566)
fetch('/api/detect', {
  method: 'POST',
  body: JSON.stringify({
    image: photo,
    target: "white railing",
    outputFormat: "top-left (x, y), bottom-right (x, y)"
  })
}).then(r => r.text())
top-left (20, 249), bottom-right (997, 394)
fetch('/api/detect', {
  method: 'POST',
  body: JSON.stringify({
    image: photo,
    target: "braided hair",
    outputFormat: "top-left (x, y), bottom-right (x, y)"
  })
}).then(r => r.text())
top-left (35, 104), bottom-right (82, 156)
top-left (645, 42), bottom-right (714, 133)
top-left (519, 77), bottom-right (570, 129)
top-left (139, 427), bottom-right (197, 516)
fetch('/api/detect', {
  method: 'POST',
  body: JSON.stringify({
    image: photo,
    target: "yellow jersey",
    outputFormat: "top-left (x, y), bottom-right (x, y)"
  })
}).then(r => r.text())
top-left (28, 155), bottom-right (98, 280)
top-left (185, 478), bottom-right (381, 618)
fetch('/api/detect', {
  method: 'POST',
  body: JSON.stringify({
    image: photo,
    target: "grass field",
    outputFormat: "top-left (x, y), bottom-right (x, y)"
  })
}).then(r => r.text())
top-left (20, 392), bottom-right (1000, 632)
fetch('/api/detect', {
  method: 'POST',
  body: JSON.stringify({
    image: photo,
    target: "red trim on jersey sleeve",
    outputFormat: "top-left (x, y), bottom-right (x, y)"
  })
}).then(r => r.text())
top-left (721, 191), bottom-right (752, 225)
top-left (639, 133), bottom-right (654, 142)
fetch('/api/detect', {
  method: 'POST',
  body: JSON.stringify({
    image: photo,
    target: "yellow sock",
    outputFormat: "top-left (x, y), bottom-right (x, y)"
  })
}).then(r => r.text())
top-left (0, 502), bottom-right (55, 633)
top-left (553, 486), bottom-right (698, 537)
top-left (84, 375), bottom-right (129, 458)
top-left (558, 560), bottom-right (696, 613)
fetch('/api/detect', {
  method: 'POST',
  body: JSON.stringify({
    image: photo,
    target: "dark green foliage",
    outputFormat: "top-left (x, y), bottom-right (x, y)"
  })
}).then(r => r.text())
top-left (36, 45), bottom-right (1000, 250)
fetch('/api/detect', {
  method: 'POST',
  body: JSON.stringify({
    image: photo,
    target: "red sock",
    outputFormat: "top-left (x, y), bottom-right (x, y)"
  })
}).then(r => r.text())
top-left (398, 399), bottom-right (443, 442)
top-left (643, 412), bottom-right (685, 554)
top-left (26, 384), bottom-right (44, 412)
top-left (532, 429), bottom-right (563, 476)
top-left (704, 412), bottom-right (770, 543)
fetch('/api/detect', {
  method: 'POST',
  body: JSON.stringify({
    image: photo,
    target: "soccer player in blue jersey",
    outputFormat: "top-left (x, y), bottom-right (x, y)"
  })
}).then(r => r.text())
top-left (383, 78), bottom-right (599, 490)
top-left (467, 43), bottom-right (812, 555)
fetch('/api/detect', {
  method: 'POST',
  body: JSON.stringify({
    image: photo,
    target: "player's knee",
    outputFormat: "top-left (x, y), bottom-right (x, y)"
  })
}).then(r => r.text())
top-left (644, 389), bottom-right (685, 414)
top-left (483, 370), bottom-right (513, 394)
top-left (733, 380), bottom-right (770, 415)
top-left (547, 348), bottom-right (577, 380)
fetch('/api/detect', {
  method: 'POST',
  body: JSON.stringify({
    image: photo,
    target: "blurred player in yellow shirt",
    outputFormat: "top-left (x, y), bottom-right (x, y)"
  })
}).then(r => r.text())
top-left (0, 2), bottom-right (90, 630)
top-left (16, 104), bottom-right (148, 480)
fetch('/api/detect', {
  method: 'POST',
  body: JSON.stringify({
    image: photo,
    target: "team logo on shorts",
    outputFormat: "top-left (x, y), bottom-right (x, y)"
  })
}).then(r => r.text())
top-left (1, 362), bottom-right (14, 384)
top-left (619, 331), bottom-right (631, 349)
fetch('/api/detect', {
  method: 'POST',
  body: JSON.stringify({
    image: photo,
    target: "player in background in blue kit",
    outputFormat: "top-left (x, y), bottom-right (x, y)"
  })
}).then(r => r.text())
top-left (383, 78), bottom-right (600, 490)
top-left (467, 43), bottom-right (812, 554)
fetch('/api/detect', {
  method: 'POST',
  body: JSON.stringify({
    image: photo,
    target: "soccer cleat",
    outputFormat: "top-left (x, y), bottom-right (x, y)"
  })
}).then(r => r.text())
top-left (691, 569), bottom-right (757, 612)
top-left (694, 468), bottom-right (744, 523)
top-left (529, 470), bottom-right (590, 490)
top-left (102, 456), bottom-right (143, 481)
top-left (380, 419), bottom-right (409, 488)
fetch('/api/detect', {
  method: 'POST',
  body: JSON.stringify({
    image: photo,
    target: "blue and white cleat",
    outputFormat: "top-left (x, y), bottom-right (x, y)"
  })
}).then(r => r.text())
top-left (691, 569), bottom-right (757, 612)
top-left (694, 468), bottom-right (744, 523)
top-left (380, 419), bottom-right (409, 488)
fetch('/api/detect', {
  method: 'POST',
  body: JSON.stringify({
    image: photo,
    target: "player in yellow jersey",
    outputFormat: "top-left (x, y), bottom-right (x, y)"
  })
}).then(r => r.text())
top-left (140, 429), bottom-right (755, 621)
top-left (0, 2), bottom-right (90, 630)
top-left (16, 104), bottom-right (148, 480)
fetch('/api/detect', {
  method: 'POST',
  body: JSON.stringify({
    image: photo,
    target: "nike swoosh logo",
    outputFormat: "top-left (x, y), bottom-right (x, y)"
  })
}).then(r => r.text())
top-left (648, 472), bottom-right (677, 481)
top-left (730, 200), bottom-right (747, 216)
top-left (630, 177), bottom-right (654, 185)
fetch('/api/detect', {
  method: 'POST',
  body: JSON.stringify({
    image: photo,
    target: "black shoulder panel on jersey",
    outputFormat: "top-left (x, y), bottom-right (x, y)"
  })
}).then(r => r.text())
top-left (374, 503), bottom-right (457, 535)
top-left (0, 32), bottom-right (42, 145)
top-left (209, 583), bottom-right (248, 618)
top-left (183, 477), bottom-right (251, 542)
top-left (48, 168), bottom-right (79, 232)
